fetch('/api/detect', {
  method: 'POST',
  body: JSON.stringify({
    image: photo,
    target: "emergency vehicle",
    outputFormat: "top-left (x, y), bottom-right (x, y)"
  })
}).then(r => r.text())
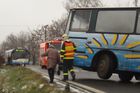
top-left (39, 39), bottom-right (62, 69)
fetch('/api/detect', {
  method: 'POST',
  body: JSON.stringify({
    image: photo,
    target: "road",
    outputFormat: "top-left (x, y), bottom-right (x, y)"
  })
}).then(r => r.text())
top-left (75, 68), bottom-right (140, 93)
top-left (28, 65), bottom-right (140, 93)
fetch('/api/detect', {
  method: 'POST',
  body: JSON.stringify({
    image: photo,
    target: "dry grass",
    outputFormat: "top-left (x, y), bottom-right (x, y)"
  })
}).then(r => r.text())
top-left (0, 66), bottom-right (67, 93)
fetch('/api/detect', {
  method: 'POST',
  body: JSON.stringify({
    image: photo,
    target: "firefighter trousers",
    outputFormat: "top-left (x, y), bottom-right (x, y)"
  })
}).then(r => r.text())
top-left (63, 59), bottom-right (75, 81)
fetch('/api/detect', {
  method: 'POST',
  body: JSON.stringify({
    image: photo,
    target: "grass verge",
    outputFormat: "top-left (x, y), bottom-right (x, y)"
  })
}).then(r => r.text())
top-left (0, 66), bottom-right (67, 93)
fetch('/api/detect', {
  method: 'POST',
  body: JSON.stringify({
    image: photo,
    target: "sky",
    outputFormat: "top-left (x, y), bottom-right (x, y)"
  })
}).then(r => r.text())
top-left (0, 0), bottom-right (66, 43)
top-left (103, 0), bottom-right (135, 6)
top-left (0, 0), bottom-right (137, 43)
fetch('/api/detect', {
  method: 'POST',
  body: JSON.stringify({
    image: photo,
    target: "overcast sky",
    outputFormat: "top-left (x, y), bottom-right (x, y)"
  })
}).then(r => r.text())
top-left (0, 0), bottom-right (137, 43)
top-left (103, 0), bottom-right (136, 6)
top-left (0, 0), bottom-right (66, 43)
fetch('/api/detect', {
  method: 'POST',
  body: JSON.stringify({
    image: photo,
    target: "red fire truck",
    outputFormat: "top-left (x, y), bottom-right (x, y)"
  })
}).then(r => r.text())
top-left (39, 39), bottom-right (62, 69)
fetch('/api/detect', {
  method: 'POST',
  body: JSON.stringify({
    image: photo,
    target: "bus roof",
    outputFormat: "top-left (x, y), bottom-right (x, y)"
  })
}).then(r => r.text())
top-left (5, 49), bottom-right (15, 53)
top-left (5, 48), bottom-right (28, 56)
top-left (70, 7), bottom-right (140, 11)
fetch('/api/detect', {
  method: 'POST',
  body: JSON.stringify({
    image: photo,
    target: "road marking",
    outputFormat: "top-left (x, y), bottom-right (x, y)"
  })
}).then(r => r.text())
top-left (42, 74), bottom-right (87, 93)
top-left (27, 66), bottom-right (106, 93)
top-left (68, 81), bottom-right (106, 93)
top-left (54, 74), bottom-right (105, 93)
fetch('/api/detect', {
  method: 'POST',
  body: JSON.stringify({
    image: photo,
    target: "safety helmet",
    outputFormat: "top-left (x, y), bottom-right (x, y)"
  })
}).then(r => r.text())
top-left (62, 34), bottom-right (68, 38)
top-left (62, 34), bottom-right (69, 40)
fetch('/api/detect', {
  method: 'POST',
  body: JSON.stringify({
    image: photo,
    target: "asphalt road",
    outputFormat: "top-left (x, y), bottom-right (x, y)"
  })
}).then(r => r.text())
top-left (75, 69), bottom-right (140, 93)
top-left (28, 65), bottom-right (140, 93)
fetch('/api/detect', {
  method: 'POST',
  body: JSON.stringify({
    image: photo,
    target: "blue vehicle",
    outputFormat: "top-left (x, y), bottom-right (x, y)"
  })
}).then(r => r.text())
top-left (65, 7), bottom-right (140, 82)
top-left (5, 48), bottom-right (30, 66)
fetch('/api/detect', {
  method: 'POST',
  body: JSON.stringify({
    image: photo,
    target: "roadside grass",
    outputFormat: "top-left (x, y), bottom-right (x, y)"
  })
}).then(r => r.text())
top-left (0, 66), bottom-right (67, 93)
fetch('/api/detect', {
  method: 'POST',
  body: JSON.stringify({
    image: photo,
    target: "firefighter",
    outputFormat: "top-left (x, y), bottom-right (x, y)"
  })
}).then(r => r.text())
top-left (60, 34), bottom-right (76, 81)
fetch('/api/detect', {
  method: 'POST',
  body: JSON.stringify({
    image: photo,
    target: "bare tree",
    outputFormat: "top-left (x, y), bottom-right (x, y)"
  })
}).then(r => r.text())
top-left (3, 33), bottom-right (18, 49)
top-left (48, 17), bottom-right (67, 40)
top-left (0, 31), bottom-right (37, 64)
top-left (65, 0), bottom-right (103, 11)
top-left (0, 41), bottom-right (9, 52)
top-left (110, 0), bottom-right (139, 7)
top-left (17, 31), bottom-right (29, 48)
top-left (27, 33), bottom-right (39, 65)
top-left (0, 32), bottom-right (30, 50)
top-left (134, 0), bottom-right (138, 6)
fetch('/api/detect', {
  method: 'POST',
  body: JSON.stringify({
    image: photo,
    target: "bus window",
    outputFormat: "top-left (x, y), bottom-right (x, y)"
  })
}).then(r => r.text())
top-left (136, 12), bottom-right (140, 33)
top-left (95, 10), bottom-right (136, 33)
top-left (12, 50), bottom-right (29, 60)
top-left (70, 10), bottom-right (91, 32)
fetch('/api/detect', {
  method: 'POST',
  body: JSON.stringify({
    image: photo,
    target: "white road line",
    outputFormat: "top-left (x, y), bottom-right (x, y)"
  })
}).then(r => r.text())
top-left (42, 74), bottom-right (84, 93)
top-left (27, 66), bottom-right (106, 93)
top-left (68, 81), bottom-right (106, 93)
top-left (53, 73), bottom-right (105, 93)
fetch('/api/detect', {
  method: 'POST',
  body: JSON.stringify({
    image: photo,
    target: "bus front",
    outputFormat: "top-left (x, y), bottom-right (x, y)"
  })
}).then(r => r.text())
top-left (12, 49), bottom-right (30, 65)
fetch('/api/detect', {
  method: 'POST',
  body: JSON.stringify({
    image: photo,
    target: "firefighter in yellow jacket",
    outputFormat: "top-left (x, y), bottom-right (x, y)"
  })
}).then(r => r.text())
top-left (60, 34), bottom-right (76, 81)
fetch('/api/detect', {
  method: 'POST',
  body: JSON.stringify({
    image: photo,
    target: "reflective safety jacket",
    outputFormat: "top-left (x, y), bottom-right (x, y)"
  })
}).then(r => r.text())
top-left (60, 41), bottom-right (76, 60)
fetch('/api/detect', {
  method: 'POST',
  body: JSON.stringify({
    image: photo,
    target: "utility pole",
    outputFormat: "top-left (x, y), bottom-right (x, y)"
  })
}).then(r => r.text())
top-left (44, 25), bottom-right (48, 41)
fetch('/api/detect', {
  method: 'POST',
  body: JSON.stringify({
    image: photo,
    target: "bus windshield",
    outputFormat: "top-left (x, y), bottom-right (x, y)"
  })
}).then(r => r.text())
top-left (12, 49), bottom-right (29, 60)
top-left (70, 10), bottom-right (91, 32)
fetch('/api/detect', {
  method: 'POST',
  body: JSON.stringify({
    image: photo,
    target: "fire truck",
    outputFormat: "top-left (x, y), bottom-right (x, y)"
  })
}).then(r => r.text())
top-left (39, 39), bottom-right (62, 69)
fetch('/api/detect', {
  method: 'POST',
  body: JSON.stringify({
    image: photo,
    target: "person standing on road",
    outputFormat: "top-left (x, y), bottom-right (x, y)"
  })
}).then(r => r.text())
top-left (60, 34), bottom-right (76, 81)
top-left (41, 44), bottom-right (60, 84)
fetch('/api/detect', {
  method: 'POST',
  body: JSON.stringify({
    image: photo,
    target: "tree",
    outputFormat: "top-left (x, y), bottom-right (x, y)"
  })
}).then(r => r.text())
top-left (27, 33), bottom-right (39, 65)
top-left (134, 0), bottom-right (138, 6)
top-left (112, 0), bottom-right (139, 7)
top-left (65, 0), bottom-right (103, 11)
top-left (17, 32), bottom-right (29, 48)
top-left (48, 17), bottom-right (67, 40)
top-left (0, 33), bottom-right (18, 50)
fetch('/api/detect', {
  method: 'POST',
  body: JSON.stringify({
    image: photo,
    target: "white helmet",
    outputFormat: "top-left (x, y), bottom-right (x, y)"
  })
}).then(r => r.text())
top-left (62, 34), bottom-right (68, 38)
top-left (62, 34), bottom-right (69, 41)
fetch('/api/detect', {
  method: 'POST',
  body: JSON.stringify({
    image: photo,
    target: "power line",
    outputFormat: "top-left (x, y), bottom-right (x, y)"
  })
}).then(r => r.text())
top-left (0, 25), bottom-right (39, 27)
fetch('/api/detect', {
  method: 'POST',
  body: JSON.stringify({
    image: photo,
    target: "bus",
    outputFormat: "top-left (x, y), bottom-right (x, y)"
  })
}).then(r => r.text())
top-left (39, 39), bottom-right (62, 69)
top-left (65, 7), bottom-right (140, 82)
top-left (5, 48), bottom-right (30, 65)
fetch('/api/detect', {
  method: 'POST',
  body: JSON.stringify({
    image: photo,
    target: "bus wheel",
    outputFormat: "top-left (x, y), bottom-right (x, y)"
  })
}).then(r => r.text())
top-left (135, 74), bottom-right (140, 80)
top-left (119, 72), bottom-right (133, 82)
top-left (97, 54), bottom-right (113, 79)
